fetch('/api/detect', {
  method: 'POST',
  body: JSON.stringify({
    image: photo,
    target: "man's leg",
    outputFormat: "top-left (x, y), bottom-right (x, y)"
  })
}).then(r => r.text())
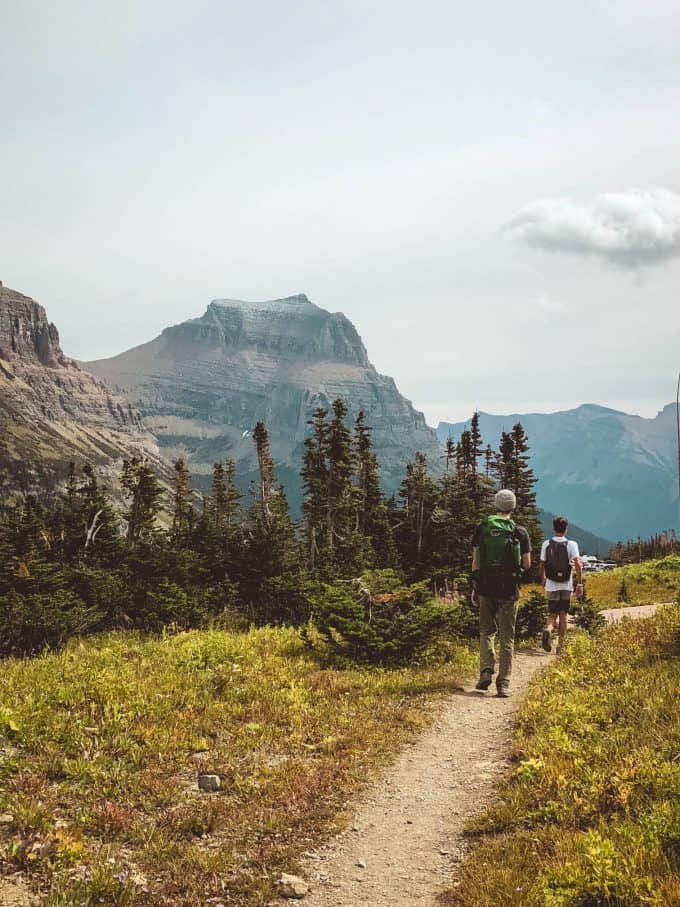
top-left (556, 599), bottom-right (570, 653)
top-left (542, 610), bottom-right (557, 652)
top-left (543, 594), bottom-right (560, 651)
top-left (478, 595), bottom-right (497, 675)
top-left (495, 598), bottom-right (519, 693)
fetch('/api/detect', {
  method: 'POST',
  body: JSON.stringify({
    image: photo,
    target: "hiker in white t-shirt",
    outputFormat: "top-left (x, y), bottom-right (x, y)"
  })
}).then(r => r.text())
top-left (539, 515), bottom-right (583, 655)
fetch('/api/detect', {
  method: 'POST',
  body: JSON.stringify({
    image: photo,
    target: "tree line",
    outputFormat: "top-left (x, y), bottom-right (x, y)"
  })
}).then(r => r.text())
top-left (608, 529), bottom-right (678, 564)
top-left (0, 402), bottom-right (541, 658)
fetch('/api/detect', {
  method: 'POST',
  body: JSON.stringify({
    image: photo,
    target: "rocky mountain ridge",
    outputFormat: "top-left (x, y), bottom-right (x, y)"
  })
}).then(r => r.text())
top-left (0, 282), bottom-right (160, 494)
top-left (86, 294), bottom-right (441, 502)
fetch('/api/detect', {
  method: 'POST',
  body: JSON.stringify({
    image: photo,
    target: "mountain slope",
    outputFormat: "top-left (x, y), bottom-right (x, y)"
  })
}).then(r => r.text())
top-left (538, 510), bottom-right (613, 556)
top-left (0, 282), bottom-right (160, 494)
top-left (86, 294), bottom-right (440, 501)
top-left (438, 405), bottom-right (678, 541)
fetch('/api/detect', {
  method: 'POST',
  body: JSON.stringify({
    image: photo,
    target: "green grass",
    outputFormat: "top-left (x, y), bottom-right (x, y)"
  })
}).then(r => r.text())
top-left (0, 626), bottom-right (475, 905)
top-left (440, 604), bottom-right (680, 907)
top-left (586, 555), bottom-right (680, 607)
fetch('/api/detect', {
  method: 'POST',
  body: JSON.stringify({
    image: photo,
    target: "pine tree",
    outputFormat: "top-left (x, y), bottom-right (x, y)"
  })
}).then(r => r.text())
top-left (496, 431), bottom-right (515, 489)
top-left (326, 398), bottom-right (356, 566)
top-left (210, 459), bottom-right (241, 533)
top-left (242, 421), bottom-right (299, 612)
top-left (470, 411), bottom-right (482, 476)
top-left (509, 423), bottom-right (541, 546)
top-left (80, 463), bottom-right (122, 565)
top-left (458, 429), bottom-right (473, 480)
top-left (0, 513), bottom-right (15, 594)
top-left (354, 410), bottom-right (396, 568)
top-left (484, 444), bottom-right (494, 478)
top-left (443, 436), bottom-right (456, 474)
top-left (203, 459), bottom-right (243, 585)
top-left (121, 457), bottom-right (162, 543)
top-left (170, 457), bottom-right (193, 546)
top-left (396, 452), bottom-right (439, 577)
top-left (301, 407), bottom-right (329, 570)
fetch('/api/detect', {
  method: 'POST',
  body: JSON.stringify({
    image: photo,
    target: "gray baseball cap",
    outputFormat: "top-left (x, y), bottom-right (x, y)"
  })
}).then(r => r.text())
top-left (494, 489), bottom-right (517, 513)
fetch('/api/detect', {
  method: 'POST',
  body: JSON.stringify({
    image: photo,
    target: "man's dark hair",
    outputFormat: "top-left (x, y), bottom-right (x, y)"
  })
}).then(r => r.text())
top-left (553, 516), bottom-right (568, 534)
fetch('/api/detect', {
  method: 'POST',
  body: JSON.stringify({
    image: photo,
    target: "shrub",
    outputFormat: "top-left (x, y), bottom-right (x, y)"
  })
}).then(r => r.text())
top-left (0, 590), bottom-right (102, 657)
top-left (617, 578), bottom-right (630, 603)
top-left (248, 573), bottom-right (314, 626)
top-left (311, 572), bottom-right (454, 665)
top-left (573, 595), bottom-right (606, 635)
top-left (516, 590), bottom-right (548, 641)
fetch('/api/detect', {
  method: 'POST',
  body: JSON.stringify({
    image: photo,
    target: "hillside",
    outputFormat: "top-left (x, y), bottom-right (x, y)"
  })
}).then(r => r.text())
top-left (86, 294), bottom-right (441, 501)
top-left (0, 282), bottom-right (160, 495)
top-left (438, 405), bottom-right (678, 541)
top-left (538, 510), bottom-right (613, 556)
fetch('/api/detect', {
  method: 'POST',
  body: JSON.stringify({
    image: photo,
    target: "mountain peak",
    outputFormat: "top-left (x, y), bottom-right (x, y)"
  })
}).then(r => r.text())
top-left (208, 293), bottom-right (316, 314)
top-left (0, 282), bottom-right (65, 369)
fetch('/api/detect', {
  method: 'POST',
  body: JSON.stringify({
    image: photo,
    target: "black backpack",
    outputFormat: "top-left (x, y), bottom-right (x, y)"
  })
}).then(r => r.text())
top-left (544, 539), bottom-right (571, 582)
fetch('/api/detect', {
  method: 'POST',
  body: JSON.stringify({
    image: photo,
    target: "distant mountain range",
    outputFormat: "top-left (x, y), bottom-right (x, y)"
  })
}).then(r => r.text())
top-left (86, 294), bottom-right (441, 505)
top-left (2, 280), bottom-right (675, 545)
top-left (0, 283), bottom-right (159, 495)
top-left (438, 406), bottom-right (679, 542)
top-left (539, 510), bottom-right (612, 556)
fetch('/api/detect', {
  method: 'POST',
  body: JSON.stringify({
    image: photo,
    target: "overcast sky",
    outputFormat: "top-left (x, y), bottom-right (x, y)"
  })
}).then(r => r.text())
top-left (2, 0), bottom-right (679, 425)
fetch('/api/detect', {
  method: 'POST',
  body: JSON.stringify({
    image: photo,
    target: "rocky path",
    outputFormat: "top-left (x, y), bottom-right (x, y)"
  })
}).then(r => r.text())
top-left (599, 603), bottom-right (662, 622)
top-left (299, 603), bottom-right (664, 907)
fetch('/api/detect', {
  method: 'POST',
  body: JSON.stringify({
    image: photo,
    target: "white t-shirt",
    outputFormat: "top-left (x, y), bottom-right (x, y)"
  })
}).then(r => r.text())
top-left (540, 537), bottom-right (580, 592)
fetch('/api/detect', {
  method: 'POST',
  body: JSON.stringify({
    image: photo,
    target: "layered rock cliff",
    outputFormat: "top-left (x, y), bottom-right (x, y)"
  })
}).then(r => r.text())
top-left (0, 282), bottom-right (159, 493)
top-left (87, 294), bottom-right (441, 502)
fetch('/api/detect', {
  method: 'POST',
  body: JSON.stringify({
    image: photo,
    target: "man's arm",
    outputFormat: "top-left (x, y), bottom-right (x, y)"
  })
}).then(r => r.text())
top-left (571, 544), bottom-right (584, 597)
top-left (538, 558), bottom-right (546, 584)
top-left (471, 546), bottom-right (480, 605)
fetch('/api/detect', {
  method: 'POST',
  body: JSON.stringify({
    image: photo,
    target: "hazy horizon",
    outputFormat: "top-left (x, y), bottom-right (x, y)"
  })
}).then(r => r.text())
top-left (2, 1), bottom-right (679, 425)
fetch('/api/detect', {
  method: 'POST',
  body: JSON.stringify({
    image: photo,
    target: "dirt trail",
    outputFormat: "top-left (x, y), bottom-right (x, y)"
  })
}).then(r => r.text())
top-left (300, 604), bottom-right (663, 907)
top-left (301, 649), bottom-right (548, 906)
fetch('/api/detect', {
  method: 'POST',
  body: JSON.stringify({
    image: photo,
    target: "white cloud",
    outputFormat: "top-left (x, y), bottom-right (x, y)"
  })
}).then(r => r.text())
top-left (531, 295), bottom-right (568, 313)
top-left (503, 189), bottom-right (680, 268)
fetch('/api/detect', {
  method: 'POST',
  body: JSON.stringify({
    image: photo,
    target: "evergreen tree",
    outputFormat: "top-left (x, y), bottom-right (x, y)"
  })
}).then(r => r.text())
top-left (496, 431), bottom-right (515, 488)
top-left (170, 456), bottom-right (193, 546)
top-left (202, 459), bottom-right (242, 585)
top-left (326, 398), bottom-right (356, 566)
top-left (396, 452), bottom-right (439, 577)
top-left (210, 459), bottom-right (241, 533)
top-left (508, 422), bottom-right (541, 551)
top-left (301, 406), bottom-right (329, 570)
top-left (79, 463), bottom-right (122, 565)
top-left (242, 421), bottom-right (300, 615)
top-left (470, 411), bottom-right (483, 476)
top-left (354, 410), bottom-right (396, 568)
top-left (484, 444), bottom-right (494, 478)
top-left (121, 457), bottom-right (162, 543)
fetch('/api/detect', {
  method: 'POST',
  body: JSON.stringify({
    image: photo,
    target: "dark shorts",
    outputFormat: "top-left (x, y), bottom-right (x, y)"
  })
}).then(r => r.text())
top-left (547, 590), bottom-right (572, 613)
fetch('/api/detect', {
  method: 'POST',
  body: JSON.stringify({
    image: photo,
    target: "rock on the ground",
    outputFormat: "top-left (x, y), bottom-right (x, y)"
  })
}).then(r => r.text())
top-left (277, 873), bottom-right (309, 899)
top-left (197, 773), bottom-right (221, 792)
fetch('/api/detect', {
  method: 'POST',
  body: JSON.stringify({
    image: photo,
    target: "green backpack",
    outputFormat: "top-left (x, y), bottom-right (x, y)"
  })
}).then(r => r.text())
top-left (477, 515), bottom-right (522, 583)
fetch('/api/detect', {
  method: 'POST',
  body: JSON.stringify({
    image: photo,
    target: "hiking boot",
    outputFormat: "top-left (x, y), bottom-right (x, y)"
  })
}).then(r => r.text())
top-left (475, 668), bottom-right (493, 691)
top-left (496, 685), bottom-right (510, 698)
top-left (556, 642), bottom-right (565, 656)
top-left (541, 629), bottom-right (552, 652)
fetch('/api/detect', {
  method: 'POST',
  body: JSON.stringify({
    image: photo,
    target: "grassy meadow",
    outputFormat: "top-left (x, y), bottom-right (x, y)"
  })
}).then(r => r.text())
top-left (585, 555), bottom-right (680, 607)
top-left (0, 626), bottom-right (474, 905)
top-left (442, 602), bottom-right (680, 906)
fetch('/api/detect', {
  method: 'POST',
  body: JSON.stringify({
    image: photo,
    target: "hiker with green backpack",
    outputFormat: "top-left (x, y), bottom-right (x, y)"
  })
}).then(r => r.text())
top-left (470, 489), bottom-right (532, 697)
